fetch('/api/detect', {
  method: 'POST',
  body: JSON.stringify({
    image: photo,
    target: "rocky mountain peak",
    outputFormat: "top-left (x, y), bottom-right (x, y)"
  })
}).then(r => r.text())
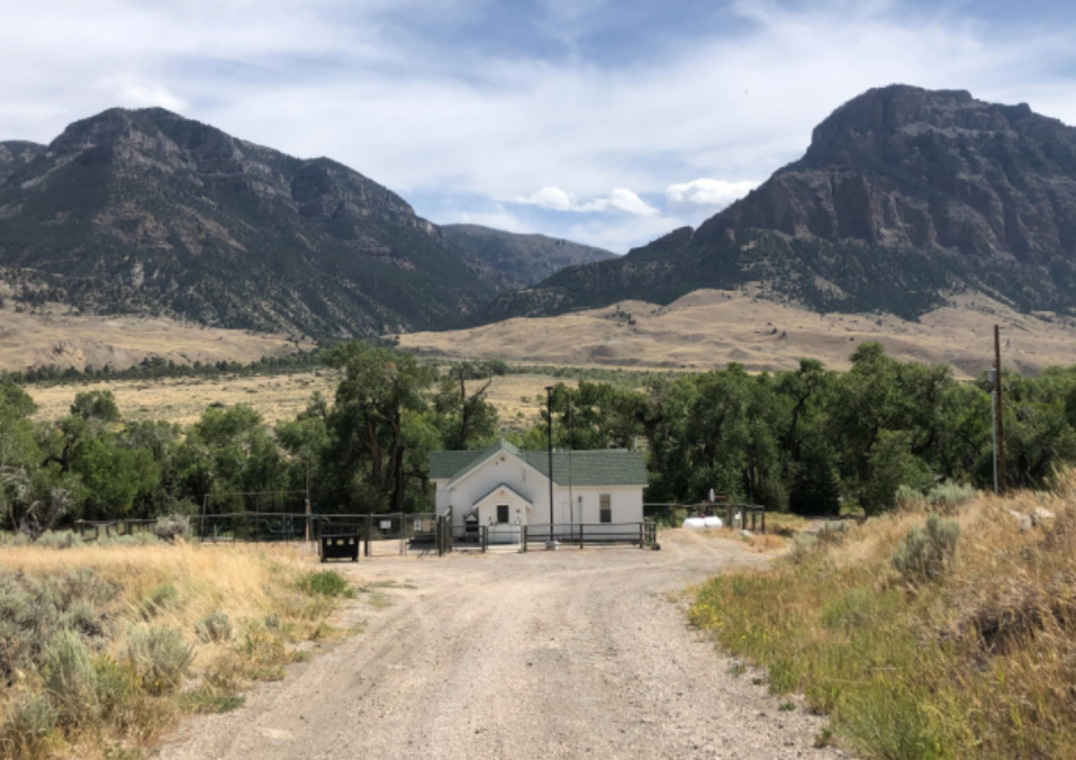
top-left (484, 86), bottom-right (1076, 323)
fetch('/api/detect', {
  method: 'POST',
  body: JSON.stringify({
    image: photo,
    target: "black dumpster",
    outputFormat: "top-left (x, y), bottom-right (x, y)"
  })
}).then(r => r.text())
top-left (319, 534), bottom-right (360, 562)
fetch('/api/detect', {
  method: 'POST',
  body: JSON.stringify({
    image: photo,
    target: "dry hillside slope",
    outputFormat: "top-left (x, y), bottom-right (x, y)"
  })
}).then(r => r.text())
top-left (400, 288), bottom-right (1076, 378)
top-left (0, 301), bottom-right (307, 374)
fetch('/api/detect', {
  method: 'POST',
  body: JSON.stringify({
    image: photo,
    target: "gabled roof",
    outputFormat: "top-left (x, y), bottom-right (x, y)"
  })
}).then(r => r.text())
top-left (429, 439), bottom-right (648, 487)
top-left (471, 483), bottom-right (534, 511)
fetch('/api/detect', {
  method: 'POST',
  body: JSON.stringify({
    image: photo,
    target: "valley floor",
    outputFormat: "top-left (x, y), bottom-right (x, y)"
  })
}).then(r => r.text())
top-left (159, 531), bottom-right (842, 760)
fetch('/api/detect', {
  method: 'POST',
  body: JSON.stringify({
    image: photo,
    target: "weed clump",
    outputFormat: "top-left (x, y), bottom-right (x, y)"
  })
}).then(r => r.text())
top-left (892, 514), bottom-right (960, 583)
top-left (296, 570), bottom-right (351, 598)
top-left (195, 610), bottom-right (232, 643)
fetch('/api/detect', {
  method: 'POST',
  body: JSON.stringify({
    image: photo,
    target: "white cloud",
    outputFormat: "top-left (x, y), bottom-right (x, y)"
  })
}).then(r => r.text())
top-left (454, 210), bottom-right (533, 233)
top-left (92, 75), bottom-right (189, 112)
top-left (517, 187), bottom-right (575, 211)
top-left (666, 179), bottom-right (760, 209)
top-left (516, 186), bottom-right (658, 216)
top-left (1, 0), bottom-right (1074, 253)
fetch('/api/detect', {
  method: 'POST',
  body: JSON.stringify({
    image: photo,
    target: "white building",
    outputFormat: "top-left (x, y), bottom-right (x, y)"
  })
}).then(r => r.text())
top-left (429, 439), bottom-right (648, 544)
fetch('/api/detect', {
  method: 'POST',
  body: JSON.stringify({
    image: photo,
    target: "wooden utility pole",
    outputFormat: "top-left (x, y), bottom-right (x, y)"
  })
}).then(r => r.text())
top-left (994, 325), bottom-right (1006, 495)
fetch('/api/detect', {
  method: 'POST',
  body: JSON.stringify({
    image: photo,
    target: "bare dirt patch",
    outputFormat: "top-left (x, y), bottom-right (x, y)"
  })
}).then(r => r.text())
top-left (158, 531), bottom-right (846, 760)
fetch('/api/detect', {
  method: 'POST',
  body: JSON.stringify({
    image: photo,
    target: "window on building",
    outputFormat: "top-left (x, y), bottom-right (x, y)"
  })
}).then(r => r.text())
top-left (497, 504), bottom-right (509, 524)
top-left (600, 494), bottom-right (611, 523)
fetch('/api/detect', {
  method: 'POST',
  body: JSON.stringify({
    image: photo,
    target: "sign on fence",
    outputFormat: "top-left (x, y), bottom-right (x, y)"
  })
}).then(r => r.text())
top-left (380, 520), bottom-right (392, 530)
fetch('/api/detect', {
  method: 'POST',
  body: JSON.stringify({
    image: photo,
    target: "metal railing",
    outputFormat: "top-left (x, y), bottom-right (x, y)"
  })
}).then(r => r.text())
top-left (520, 522), bottom-right (657, 551)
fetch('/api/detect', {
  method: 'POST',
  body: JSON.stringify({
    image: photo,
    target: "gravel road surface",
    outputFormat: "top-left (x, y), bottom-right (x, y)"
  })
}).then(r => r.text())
top-left (160, 530), bottom-right (848, 759)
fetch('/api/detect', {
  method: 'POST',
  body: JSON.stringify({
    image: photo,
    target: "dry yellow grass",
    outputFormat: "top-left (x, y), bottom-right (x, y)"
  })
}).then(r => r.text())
top-left (0, 542), bottom-right (323, 652)
top-left (0, 301), bottom-right (311, 374)
top-left (399, 287), bottom-right (1076, 378)
top-left (24, 371), bottom-right (575, 428)
top-left (0, 541), bottom-right (353, 759)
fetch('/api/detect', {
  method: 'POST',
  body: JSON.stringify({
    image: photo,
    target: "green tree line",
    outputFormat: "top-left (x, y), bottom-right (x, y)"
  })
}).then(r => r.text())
top-left (520, 342), bottom-right (1076, 514)
top-left (3, 340), bottom-right (1076, 533)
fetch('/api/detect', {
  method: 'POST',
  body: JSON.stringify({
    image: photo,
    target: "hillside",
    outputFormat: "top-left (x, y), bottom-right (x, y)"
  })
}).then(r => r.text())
top-left (399, 287), bottom-right (1076, 378)
top-left (486, 86), bottom-right (1076, 323)
top-left (441, 223), bottom-right (616, 287)
top-left (0, 140), bottom-right (46, 183)
top-left (0, 108), bottom-right (513, 339)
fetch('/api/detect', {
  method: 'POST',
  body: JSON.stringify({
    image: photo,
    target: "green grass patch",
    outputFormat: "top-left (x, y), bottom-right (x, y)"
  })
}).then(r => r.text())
top-left (688, 487), bottom-right (1076, 760)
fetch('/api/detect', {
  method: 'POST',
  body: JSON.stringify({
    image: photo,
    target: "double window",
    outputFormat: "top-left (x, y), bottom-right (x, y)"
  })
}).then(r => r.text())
top-left (599, 494), bottom-right (612, 524)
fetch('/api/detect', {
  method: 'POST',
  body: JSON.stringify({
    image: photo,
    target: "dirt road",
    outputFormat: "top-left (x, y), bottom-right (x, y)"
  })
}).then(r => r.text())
top-left (161, 531), bottom-right (846, 759)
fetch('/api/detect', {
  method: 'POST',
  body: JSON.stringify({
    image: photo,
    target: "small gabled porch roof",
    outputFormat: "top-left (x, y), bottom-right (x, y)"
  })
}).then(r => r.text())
top-left (470, 482), bottom-right (534, 514)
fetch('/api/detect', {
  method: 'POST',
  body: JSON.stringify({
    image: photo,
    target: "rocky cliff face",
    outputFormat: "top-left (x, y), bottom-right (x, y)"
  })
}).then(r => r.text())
top-left (0, 108), bottom-right (511, 337)
top-left (486, 86), bottom-right (1076, 322)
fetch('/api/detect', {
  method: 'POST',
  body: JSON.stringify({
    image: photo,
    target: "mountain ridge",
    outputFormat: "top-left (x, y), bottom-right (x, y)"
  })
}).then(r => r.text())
top-left (441, 223), bottom-right (616, 287)
top-left (0, 107), bottom-right (512, 338)
top-left (484, 85), bottom-right (1076, 323)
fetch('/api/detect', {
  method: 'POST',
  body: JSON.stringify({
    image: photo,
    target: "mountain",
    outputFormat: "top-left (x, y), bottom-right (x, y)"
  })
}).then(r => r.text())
top-left (0, 108), bottom-right (514, 338)
top-left (441, 224), bottom-right (616, 287)
top-left (0, 141), bottom-right (46, 184)
top-left (485, 85), bottom-right (1076, 323)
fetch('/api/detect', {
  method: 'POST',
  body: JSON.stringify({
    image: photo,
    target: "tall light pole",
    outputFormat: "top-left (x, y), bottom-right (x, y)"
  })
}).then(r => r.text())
top-left (545, 386), bottom-right (558, 550)
top-left (568, 397), bottom-right (574, 541)
top-left (994, 325), bottom-right (1006, 495)
top-left (988, 368), bottom-right (998, 495)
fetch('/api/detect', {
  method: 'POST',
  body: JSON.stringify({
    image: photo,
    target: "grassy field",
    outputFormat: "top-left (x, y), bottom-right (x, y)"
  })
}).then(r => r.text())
top-left (689, 473), bottom-right (1076, 759)
top-left (24, 372), bottom-right (577, 430)
top-left (0, 539), bottom-right (355, 759)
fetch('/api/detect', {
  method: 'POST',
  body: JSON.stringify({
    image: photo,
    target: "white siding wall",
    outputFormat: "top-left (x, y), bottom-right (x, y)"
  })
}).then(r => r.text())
top-left (434, 451), bottom-right (645, 537)
top-left (436, 452), bottom-right (546, 528)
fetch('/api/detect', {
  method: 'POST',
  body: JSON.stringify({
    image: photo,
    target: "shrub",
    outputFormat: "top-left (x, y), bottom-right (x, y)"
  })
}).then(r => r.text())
top-left (0, 569), bottom-right (115, 681)
top-left (36, 531), bottom-right (84, 550)
top-left (925, 482), bottom-right (977, 515)
top-left (195, 610), bottom-right (232, 643)
top-left (296, 570), bottom-right (350, 597)
top-left (121, 624), bottom-right (193, 696)
top-left (892, 514), bottom-right (960, 584)
top-left (151, 515), bottom-right (190, 542)
top-left (815, 522), bottom-right (849, 546)
top-left (788, 533), bottom-right (818, 565)
top-left (1, 691), bottom-right (58, 757)
top-left (42, 629), bottom-right (99, 726)
top-left (894, 484), bottom-right (926, 511)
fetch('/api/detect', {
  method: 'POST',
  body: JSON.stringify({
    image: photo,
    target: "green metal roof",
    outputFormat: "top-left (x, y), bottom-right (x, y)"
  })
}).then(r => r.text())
top-left (428, 439), bottom-right (648, 487)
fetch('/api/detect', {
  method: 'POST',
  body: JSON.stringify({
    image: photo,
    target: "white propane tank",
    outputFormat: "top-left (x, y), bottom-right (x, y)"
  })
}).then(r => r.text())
top-left (682, 517), bottom-right (707, 529)
top-left (703, 516), bottom-right (723, 528)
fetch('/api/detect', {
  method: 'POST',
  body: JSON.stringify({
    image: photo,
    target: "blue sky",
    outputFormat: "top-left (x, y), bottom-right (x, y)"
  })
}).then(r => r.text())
top-left (2, 0), bottom-right (1075, 252)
